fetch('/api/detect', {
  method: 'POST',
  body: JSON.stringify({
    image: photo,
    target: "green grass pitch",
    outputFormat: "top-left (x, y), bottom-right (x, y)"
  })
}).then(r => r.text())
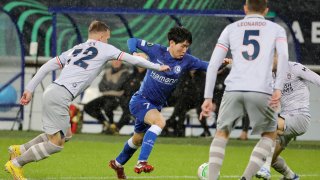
top-left (0, 130), bottom-right (319, 179)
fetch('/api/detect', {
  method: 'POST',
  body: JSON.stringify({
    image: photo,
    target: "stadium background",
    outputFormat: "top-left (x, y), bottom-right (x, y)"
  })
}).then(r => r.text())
top-left (0, 0), bottom-right (320, 140)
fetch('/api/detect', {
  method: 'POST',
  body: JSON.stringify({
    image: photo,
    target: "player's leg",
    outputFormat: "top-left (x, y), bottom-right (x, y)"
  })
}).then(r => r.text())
top-left (238, 114), bottom-right (250, 140)
top-left (256, 117), bottom-right (284, 180)
top-left (241, 92), bottom-right (277, 180)
top-left (134, 108), bottom-right (165, 173)
top-left (8, 133), bottom-right (49, 160)
top-left (5, 131), bottom-right (64, 180)
top-left (208, 92), bottom-right (244, 180)
top-left (254, 133), bottom-right (276, 180)
top-left (271, 114), bottom-right (310, 179)
top-left (109, 133), bottom-right (143, 179)
top-left (5, 84), bottom-right (71, 180)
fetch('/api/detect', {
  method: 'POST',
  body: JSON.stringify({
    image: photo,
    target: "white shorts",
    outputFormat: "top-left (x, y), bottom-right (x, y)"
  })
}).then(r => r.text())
top-left (278, 113), bottom-right (311, 148)
top-left (217, 91), bottom-right (277, 135)
top-left (42, 83), bottom-right (73, 136)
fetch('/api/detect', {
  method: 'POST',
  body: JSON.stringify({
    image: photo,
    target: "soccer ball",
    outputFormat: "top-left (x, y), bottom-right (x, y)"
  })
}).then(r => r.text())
top-left (197, 162), bottom-right (209, 180)
top-left (197, 163), bottom-right (220, 180)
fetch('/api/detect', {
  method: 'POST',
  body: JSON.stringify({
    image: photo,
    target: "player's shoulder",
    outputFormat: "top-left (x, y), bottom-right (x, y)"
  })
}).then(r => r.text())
top-left (267, 20), bottom-right (284, 30)
top-left (289, 61), bottom-right (302, 67)
top-left (97, 42), bottom-right (120, 52)
top-left (289, 61), bottom-right (308, 73)
top-left (149, 42), bottom-right (166, 52)
top-left (183, 53), bottom-right (201, 63)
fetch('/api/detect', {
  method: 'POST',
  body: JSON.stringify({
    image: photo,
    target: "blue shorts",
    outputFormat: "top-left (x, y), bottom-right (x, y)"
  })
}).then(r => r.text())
top-left (129, 94), bottom-right (162, 133)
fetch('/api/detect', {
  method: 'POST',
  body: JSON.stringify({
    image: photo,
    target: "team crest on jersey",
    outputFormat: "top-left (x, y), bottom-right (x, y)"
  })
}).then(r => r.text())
top-left (287, 73), bottom-right (291, 79)
top-left (147, 42), bottom-right (154, 46)
top-left (173, 65), bottom-right (181, 74)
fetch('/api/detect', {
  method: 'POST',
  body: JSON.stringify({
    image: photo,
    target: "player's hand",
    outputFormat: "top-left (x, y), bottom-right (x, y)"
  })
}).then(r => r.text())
top-left (159, 65), bottom-right (171, 72)
top-left (269, 89), bottom-right (281, 111)
top-left (199, 99), bottom-right (214, 120)
top-left (223, 58), bottom-right (232, 65)
top-left (20, 90), bottom-right (32, 105)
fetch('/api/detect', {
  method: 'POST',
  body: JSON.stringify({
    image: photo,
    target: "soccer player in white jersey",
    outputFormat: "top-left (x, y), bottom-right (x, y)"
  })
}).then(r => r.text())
top-left (4, 20), bottom-right (170, 180)
top-left (200, 0), bottom-right (289, 179)
top-left (255, 52), bottom-right (320, 180)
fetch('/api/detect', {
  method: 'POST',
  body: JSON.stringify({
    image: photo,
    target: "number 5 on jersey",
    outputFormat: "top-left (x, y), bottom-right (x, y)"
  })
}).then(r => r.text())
top-left (242, 30), bottom-right (260, 61)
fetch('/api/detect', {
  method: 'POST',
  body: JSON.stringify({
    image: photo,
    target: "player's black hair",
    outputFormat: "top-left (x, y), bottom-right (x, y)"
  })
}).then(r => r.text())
top-left (167, 27), bottom-right (192, 44)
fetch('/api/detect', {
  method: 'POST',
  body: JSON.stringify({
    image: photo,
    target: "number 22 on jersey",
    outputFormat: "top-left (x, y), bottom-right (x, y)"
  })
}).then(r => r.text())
top-left (68, 47), bottom-right (98, 69)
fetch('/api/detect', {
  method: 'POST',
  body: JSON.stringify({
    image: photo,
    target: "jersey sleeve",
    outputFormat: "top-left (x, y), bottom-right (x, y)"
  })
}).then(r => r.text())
top-left (188, 56), bottom-right (208, 71)
top-left (25, 58), bottom-right (62, 92)
top-left (203, 26), bottom-right (230, 99)
top-left (120, 52), bottom-right (160, 71)
top-left (104, 44), bottom-right (124, 61)
top-left (56, 49), bottom-right (74, 68)
top-left (216, 26), bottom-right (230, 51)
top-left (127, 38), bottom-right (158, 61)
top-left (292, 63), bottom-right (320, 86)
top-left (274, 26), bottom-right (289, 90)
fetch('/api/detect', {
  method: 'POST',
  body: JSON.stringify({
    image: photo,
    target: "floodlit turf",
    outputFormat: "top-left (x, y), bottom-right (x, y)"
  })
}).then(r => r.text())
top-left (0, 130), bottom-right (319, 180)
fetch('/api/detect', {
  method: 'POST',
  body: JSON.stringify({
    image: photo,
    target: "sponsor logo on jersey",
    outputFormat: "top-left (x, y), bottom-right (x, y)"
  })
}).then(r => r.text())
top-left (150, 71), bottom-right (178, 85)
top-left (173, 65), bottom-right (181, 74)
top-left (282, 82), bottom-right (293, 94)
top-left (287, 73), bottom-right (291, 79)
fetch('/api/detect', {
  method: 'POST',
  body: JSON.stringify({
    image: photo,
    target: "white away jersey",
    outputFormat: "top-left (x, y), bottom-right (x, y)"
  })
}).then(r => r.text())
top-left (54, 39), bottom-right (123, 97)
top-left (280, 62), bottom-right (320, 116)
top-left (218, 14), bottom-right (288, 94)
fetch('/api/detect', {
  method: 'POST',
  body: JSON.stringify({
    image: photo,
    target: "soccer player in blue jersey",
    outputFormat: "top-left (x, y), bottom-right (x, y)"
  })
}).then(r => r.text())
top-left (109, 27), bottom-right (208, 179)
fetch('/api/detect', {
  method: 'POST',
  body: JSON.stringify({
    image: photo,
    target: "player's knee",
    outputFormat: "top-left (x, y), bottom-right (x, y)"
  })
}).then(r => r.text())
top-left (132, 134), bottom-right (143, 146)
top-left (154, 119), bottom-right (166, 129)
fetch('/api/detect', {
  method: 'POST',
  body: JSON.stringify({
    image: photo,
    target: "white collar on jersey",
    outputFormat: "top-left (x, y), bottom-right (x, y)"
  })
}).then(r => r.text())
top-left (244, 14), bottom-right (265, 19)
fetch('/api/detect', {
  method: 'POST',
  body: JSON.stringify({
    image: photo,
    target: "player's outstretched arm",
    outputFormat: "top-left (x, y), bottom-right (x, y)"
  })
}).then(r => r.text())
top-left (121, 52), bottom-right (170, 71)
top-left (24, 57), bottom-right (62, 96)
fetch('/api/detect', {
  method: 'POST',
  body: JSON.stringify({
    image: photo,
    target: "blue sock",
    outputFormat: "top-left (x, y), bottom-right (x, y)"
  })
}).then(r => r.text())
top-left (138, 125), bottom-right (162, 161)
top-left (116, 137), bottom-right (139, 165)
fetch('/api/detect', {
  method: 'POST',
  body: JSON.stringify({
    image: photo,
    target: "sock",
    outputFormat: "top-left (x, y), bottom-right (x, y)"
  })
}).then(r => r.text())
top-left (138, 125), bottom-right (162, 161)
top-left (272, 156), bottom-right (295, 178)
top-left (115, 137), bottom-right (139, 165)
top-left (15, 141), bottom-right (63, 167)
top-left (242, 137), bottom-right (273, 179)
top-left (21, 133), bottom-right (49, 153)
top-left (208, 137), bottom-right (227, 180)
top-left (261, 140), bottom-right (276, 171)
